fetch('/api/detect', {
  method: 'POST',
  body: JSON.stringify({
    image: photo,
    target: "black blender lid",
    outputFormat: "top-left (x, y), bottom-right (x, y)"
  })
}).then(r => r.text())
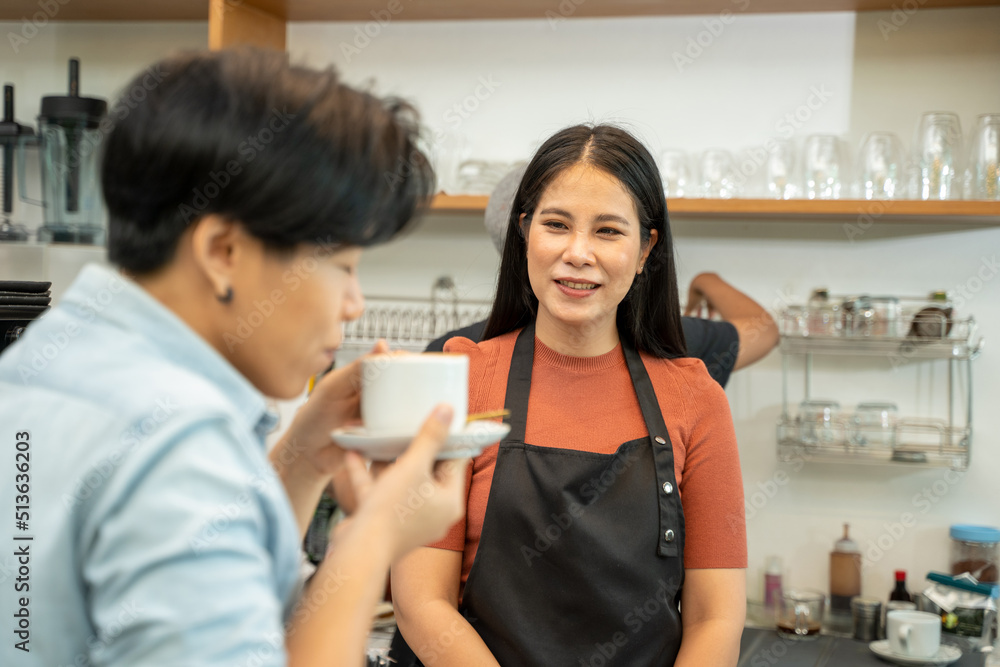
top-left (40, 95), bottom-right (106, 122)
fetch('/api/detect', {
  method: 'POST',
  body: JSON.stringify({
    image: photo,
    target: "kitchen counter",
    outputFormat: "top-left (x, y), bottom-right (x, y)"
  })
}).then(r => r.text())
top-left (738, 627), bottom-right (986, 667)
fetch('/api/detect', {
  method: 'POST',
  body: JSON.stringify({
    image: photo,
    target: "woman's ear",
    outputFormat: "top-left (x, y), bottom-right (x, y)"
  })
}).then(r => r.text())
top-left (188, 215), bottom-right (242, 300)
top-left (640, 229), bottom-right (659, 268)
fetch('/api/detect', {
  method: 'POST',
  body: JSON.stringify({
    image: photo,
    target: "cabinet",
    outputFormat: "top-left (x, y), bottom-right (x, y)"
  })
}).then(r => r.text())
top-left (775, 301), bottom-right (983, 471)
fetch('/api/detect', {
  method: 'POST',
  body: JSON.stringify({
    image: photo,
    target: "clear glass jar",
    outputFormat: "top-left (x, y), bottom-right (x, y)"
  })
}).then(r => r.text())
top-left (950, 524), bottom-right (1000, 583)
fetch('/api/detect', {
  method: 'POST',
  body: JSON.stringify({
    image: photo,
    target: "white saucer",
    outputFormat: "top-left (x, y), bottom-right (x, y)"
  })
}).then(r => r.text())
top-left (331, 420), bottom-right (510, 461)
top-left (869, 640), bottom-right (962, 666)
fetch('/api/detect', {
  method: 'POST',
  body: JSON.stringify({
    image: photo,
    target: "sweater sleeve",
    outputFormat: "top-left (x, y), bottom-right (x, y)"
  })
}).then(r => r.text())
top-left (674, 360), bottom-right (748, 569)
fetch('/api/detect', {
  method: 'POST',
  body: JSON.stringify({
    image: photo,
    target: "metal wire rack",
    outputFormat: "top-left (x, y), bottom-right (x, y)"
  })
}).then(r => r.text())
top-left (339, 276), bottom-right (492, 354)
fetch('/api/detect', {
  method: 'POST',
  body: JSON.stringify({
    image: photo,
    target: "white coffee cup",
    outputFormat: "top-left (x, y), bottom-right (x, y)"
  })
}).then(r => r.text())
top-left (360, 353), bottom-right (468, 436)
top-left (887, 610), bottom-right (940, 658)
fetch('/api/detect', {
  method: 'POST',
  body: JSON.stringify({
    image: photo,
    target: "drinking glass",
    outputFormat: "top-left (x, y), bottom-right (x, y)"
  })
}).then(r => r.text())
top-left (967, 113), bottom-right (1000, 200)
top-left (699, 149), bottom-right (738, 198)
top-left (914, 112), bottom-right (963, 200)
top-left (659, 149), bottom-right (691, 198)
top-left (857, 132), bottom-right (905, 200)
top-left (777, 589), bottom-right (826, 641)
top-left (803, 134), bottom-right (843, 199)
top-left (766, 139), bottom-right (798, 199)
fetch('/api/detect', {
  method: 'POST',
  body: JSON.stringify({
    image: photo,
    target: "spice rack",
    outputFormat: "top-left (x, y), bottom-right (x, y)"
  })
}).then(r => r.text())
top-left (776, 297), bottom-right (984, 471)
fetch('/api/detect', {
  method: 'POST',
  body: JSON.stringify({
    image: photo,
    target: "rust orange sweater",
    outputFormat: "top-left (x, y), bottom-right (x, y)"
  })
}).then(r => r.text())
top-left (434, 330), bottom-right (747, 591)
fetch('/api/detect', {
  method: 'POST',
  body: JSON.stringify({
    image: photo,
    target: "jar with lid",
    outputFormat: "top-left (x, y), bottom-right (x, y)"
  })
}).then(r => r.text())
top-left (950, 524), bottom-right (1000, 583)
top-left (807, 288), bottom-right (842, 337)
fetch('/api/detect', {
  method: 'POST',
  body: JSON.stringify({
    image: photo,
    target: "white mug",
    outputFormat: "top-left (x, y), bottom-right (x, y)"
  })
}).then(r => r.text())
top-left (360, 353), bottom-right (468, 435)
top-left (887, 610), bottom-right (940, 658)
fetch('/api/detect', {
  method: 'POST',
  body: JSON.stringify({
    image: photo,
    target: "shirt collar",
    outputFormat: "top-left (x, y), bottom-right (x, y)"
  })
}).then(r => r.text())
top-left (61, 263), bottom-right (277, 438)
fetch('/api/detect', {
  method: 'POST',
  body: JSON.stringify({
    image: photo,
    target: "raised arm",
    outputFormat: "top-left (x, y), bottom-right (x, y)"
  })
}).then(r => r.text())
top-left (684, 272), bottom-right (779, 370)
top-left (392, 547), bottom-right (501, 666)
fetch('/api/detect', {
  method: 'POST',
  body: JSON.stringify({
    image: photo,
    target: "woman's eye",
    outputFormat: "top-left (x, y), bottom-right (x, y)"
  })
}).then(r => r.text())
top-left (598, 227), bottom-right (623, 236)
top-left (544, 221), bottom-right (567, 230)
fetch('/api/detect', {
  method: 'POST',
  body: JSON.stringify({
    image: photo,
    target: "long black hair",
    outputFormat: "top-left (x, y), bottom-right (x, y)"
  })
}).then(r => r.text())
top-left (482, 124), bottom-right (686, 359)
top-left (102, 48), bottom-right (434, 273)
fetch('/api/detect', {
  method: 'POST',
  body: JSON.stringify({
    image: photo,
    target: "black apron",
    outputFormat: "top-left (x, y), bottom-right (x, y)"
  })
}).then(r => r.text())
top-left (391, 324), bottom-right (686, 666)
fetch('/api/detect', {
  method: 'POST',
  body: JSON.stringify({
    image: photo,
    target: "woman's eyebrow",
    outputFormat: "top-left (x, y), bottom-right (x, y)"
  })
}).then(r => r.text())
top-left (538, 208), bottom-right (631, 227)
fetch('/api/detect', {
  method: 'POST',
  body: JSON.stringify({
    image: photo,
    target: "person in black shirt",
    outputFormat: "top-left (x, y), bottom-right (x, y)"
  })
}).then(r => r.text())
top-left (426, 166), bottom-right (778, 388)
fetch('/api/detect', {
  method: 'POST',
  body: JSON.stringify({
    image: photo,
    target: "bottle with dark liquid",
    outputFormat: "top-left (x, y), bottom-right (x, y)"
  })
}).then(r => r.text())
top-left (889, 570), bottom-right (912, 602)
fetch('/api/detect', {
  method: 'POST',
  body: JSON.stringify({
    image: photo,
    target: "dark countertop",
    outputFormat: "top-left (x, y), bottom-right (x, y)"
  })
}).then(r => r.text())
top-left (738, 627), bottom-right (986, 667)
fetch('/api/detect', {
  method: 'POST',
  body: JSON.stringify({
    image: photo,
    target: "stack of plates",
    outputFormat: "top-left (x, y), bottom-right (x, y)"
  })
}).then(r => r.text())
top-left (0, 281), bottom-right (52, 354)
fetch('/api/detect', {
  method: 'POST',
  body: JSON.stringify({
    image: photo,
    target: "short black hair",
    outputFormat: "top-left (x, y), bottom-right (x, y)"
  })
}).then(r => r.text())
top-left (102, 48), bottom-right (434, 273)
top-left (482, 124), bottom-right (687, 359)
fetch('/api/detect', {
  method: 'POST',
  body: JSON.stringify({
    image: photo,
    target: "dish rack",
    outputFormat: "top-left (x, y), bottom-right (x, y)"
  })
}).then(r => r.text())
top-left (776, 293), bottom-right (984, 471)
top-left (338, 276), bottom-right (491, 357)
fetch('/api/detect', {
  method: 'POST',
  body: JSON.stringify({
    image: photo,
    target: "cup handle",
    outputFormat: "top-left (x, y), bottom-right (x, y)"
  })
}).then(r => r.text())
top-left (897, 623), bottom-right (910, 654)
top-left (794, 603), bottom-right (810, 635)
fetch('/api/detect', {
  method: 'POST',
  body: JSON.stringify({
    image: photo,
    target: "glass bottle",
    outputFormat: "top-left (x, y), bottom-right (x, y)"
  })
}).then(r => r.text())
top-left (889, 569), bottom-right (912, 602)
top-left (830, 523), bottom-right (861, 613)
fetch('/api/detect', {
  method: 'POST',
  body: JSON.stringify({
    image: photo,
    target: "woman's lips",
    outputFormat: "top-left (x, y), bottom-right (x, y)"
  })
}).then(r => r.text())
top-left (554, 279), bottom-right (599, 298)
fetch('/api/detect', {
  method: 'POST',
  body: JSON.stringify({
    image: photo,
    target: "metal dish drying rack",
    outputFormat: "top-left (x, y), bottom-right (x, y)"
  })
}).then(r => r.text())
top-left (775, 296), bottom-right (985, 471)
top-left (338, 276), bottom-right (491, 357)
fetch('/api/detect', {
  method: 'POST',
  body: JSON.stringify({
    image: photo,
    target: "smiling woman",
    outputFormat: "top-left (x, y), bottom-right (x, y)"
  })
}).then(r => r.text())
top-left (391, 125), bottom-right (748, 667)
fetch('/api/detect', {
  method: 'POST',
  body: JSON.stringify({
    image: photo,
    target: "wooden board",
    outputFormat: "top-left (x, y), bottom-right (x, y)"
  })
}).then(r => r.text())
top-left (1, 0), bottom-right (998, 21)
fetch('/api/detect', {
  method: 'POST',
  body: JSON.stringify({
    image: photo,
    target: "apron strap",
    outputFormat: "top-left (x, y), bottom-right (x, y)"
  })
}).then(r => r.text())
top-left (622, 341), bottom-right (686, 558)
top-left (503, 322), bottom-right (535, 444)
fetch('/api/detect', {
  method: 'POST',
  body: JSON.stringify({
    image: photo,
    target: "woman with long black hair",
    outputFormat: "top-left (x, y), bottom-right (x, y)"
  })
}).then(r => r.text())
top-left (392, 125), bottom-right (747, 666)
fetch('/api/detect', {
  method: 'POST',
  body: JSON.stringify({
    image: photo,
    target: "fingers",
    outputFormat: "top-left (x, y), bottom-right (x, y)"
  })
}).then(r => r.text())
top-left (398, 404), bottom-right (453, 469)
top-left (370, 339), bottom-right (390, 355)
top-left (341, 450), bottom-right (374, 509)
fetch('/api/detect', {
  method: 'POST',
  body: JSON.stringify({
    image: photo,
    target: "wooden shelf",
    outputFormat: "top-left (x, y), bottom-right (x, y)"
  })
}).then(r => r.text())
top-left (2, 0), bottom-right (998, 21)
top-left (428, 194), bottom-right (1000, 224)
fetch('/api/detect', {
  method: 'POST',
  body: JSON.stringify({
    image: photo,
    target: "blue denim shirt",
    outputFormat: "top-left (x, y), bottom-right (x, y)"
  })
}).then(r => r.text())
top-left (0, 264), bottom-right (301, 666)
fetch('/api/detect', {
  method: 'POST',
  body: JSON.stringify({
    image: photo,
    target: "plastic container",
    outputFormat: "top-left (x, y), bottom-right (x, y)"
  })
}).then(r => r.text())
top-left (764, 556), bottom-right (783, 609)
top-left (831, 523), bottom-right (862, 613)
top-left (950, 525), bottom-right (1000, 584)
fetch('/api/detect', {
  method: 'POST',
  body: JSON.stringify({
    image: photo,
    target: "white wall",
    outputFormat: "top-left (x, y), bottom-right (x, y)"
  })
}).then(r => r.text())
top-left (290, 7), bottom-right (1000, 603)
top-left (1, 8), bottom-right (999, 607)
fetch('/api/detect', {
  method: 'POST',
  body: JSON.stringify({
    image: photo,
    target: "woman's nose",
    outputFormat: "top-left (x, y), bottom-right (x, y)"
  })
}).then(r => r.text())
top-left (342, 276), bottom-right (365, 322)
top-left (563, 231), bottom-right (594, 266)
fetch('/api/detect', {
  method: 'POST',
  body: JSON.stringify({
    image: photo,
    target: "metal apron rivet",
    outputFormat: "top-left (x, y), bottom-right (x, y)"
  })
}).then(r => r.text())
top-left (662, 482), bottom-right (673, 495)
top-left (654, 436), bottom-right (666, 445)
top-left (664, 529), bottom-right (675, 542)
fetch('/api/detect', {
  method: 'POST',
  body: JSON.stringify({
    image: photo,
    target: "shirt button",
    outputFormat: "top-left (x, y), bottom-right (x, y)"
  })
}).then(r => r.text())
top-left (654, 436), bottom-right (666, 445)
top-left (664, 529), bottom-right (675, 542)
top-left (662, 482), bottom-right (674, 495)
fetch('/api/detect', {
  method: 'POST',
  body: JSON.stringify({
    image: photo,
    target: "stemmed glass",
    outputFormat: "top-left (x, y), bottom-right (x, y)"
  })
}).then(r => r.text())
top-left (914, 112), bottom-right (963, 200)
